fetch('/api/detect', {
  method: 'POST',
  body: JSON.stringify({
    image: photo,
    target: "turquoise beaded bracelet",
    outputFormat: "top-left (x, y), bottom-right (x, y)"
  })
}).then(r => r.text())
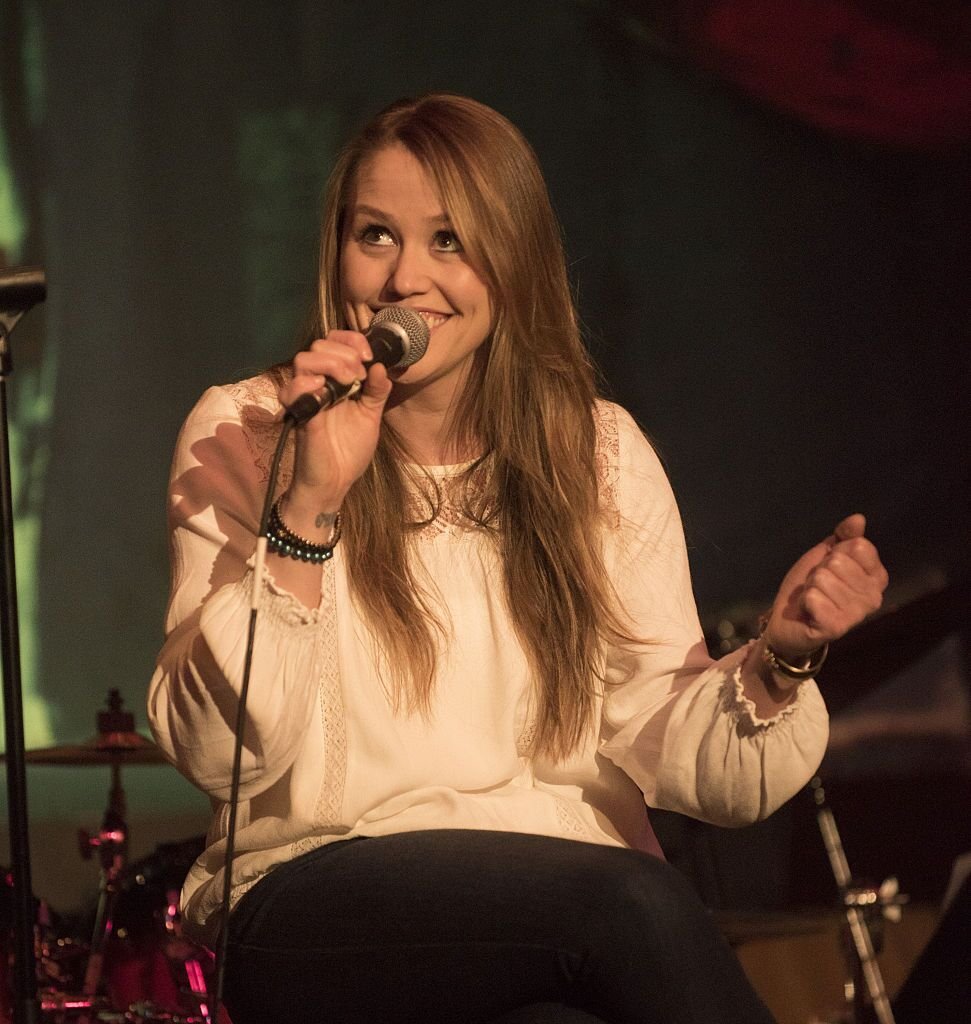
top-left (265, 498), bottom-right (342, 564)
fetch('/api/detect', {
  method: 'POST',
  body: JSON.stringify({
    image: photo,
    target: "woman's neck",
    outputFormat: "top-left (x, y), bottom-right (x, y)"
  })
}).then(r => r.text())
top-left (385, 374), bottom-right (489, 465)
top-left (383, 396), bottom-right (476, 466)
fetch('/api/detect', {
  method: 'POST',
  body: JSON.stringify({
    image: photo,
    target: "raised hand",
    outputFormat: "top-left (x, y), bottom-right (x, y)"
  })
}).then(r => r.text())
top-left (762, 514), bottom-right (889, 663)
top-left (278, 330), bottom-right (394, 517)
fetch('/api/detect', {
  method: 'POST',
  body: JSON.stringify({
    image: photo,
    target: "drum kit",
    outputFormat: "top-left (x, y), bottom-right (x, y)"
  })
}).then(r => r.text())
top-left (1, 691), bottom-right (227, 1024)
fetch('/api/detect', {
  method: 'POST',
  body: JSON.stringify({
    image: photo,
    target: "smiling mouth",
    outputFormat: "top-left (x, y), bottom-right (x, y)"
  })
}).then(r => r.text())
top-left (411, 310), bottom-right (450, 332)
top-left (373, 307), bottom-right (450, 332)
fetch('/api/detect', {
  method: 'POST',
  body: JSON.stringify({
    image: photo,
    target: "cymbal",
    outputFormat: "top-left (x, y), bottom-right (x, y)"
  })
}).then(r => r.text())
top-left (8, 731), bottom-right (168, 766)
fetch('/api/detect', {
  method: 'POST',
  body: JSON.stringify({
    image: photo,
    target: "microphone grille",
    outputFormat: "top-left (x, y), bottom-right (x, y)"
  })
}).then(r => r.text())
top-left (370, 306), bottom-right (430, 368)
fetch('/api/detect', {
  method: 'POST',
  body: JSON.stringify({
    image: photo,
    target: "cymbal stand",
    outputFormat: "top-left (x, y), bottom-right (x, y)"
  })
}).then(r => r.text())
top-left (78, 762), bottom-right (128, 1004)
top-left (810, 777), bottom-right (901, 1024)
top-left (76, 692), bottom-right (137, 1021)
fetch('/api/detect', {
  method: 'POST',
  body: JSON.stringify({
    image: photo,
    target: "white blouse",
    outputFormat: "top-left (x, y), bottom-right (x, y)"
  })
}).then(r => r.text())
top-left (147, 376), bottom-right (828, 946)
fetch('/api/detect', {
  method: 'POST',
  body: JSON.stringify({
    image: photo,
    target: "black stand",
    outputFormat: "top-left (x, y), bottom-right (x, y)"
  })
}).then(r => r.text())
top-left (0, 265), bottom-right (48, 1024)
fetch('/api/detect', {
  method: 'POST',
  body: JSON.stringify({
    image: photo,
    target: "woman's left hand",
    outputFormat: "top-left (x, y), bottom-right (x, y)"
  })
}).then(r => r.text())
top-left (762, 514), bottom-right (889, 662)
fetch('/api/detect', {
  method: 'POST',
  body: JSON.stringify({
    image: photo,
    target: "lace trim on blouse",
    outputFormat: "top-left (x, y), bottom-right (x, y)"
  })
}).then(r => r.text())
top-left (253, 564), bottom-right (326, 628)
top-left (554, 796), bottom-right (590, 838)
top-left (592, 399), bottom-right (621, 528)
top-left (223, 376), bottom-right (294, 492)
top-left (405, 399), bottom-right (623, 542)
top-left (292, 561), bottom-right (348, 857)
top-left (223, 376), bottom-right (350, 856)
top-left (405, 468), bottom-right (480, 541)
top-left (720, 640), bottom-right (810, 734)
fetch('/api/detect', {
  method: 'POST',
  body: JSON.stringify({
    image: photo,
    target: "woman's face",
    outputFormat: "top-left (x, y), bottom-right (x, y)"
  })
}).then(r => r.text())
top-left (340, 144), bottom-right (493, 404)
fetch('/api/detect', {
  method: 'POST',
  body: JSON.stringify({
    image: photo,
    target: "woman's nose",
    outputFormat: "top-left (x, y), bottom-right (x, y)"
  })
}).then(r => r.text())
top-left (386, 242), bottom-right (432, 298)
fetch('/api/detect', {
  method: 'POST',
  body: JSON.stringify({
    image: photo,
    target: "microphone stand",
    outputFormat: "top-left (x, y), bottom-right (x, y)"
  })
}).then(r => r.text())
top-left (0, 266), bottom-right (47, 1024)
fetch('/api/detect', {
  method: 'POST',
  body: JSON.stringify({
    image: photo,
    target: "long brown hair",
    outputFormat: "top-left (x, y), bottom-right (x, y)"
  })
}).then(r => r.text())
top-left (310, 94), bottom-right (634, 760)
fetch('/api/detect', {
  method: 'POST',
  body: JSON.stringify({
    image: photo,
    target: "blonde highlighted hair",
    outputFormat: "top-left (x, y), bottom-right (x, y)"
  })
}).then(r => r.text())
top-left (305, 94), bottom-right (634, 760)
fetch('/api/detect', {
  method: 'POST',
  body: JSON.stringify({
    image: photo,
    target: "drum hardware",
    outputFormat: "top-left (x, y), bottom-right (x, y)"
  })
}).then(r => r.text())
top-left (124, 1008), bottom-right (206, 1023)
top-left (6, 692), bottom-right (218, 1023)
top-left (157, 892), bottom-right (212, 1023)
top-left (76, 813), bottom-right (125, 1015)
top-left (104, 838), bottom-right (219, 1023)
top-left (35, 992), bottom-right (208, 1023)
top-left (1, 873), bottom-right (90, 1022)
top-left (67, 691), bottom-right (148, 1024)
top-left (34, 901), bottom-right (86, 994)
top-left (37, 990), bottom-right (111, 1016)
top-left (811, 776), bottom-right (906, 1024)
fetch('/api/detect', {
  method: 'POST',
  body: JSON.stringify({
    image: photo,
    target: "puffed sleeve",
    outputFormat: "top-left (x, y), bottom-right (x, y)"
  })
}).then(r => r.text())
top-left (598, 404), bottom-right (828, 827)
top-left (147, 380), bottom-right (327, 802)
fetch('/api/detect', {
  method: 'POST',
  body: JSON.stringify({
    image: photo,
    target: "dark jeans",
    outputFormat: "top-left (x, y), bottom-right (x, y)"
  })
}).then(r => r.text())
top-left (225, 829), bottom-right (775, 1024)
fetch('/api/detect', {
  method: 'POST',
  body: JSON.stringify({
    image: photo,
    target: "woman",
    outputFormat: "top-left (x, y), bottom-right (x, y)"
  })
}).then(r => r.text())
top-left (148, 94), bottom-right (887, 1024)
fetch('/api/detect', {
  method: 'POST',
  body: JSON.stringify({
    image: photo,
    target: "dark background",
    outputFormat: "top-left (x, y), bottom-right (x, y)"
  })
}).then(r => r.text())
top-left (1, 0), bottom-right (968, 915)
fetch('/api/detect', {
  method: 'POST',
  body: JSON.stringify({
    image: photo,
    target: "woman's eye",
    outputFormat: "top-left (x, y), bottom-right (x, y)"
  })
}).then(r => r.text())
top-left (358, 224), bottom-right (395, 246)
top-left (432, 230), bottom-right (463, 253)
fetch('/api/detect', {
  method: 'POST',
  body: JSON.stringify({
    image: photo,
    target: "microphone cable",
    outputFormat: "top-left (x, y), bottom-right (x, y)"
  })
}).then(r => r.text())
top-left (209, 414), bottom-right (293, 1024)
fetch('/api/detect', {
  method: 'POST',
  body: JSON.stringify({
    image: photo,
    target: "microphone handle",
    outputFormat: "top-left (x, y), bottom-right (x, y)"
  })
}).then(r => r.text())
top-left (285, 365), bottom-right (369, 425)
top-left (284, 324), bottom-right (407, 425)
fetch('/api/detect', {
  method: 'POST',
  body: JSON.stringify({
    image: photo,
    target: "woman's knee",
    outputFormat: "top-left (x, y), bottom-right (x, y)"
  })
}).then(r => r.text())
top-left (584, 850), bottom-right (714, 949)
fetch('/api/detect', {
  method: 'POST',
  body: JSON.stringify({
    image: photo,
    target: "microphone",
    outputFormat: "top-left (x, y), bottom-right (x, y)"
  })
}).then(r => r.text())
top-left (0, 267), bottom-right (46, 313)
top-left (285, 305), bottom-right (430, 425)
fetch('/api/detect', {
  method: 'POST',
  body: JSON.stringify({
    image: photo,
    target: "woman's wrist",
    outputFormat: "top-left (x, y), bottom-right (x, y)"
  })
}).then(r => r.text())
top-left (753, 630), bottom-right (828, 695)
top-left (266, 494), bottom-right (342, 565)
top-left (278, 488), bottom-right (344, 542)
top-left (740, 637), bottom-right (806, 715)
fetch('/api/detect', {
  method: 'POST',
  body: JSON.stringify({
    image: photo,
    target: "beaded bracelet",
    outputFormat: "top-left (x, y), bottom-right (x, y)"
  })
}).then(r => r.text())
top-left (265, 497), bottom-right (342, 564)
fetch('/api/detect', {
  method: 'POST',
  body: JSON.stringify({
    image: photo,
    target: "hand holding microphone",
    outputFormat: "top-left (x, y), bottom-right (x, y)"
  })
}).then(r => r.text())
top-left (276, 306), bottom-right (430, 525)
top-left (285, 306), bottom-right (429, 425)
